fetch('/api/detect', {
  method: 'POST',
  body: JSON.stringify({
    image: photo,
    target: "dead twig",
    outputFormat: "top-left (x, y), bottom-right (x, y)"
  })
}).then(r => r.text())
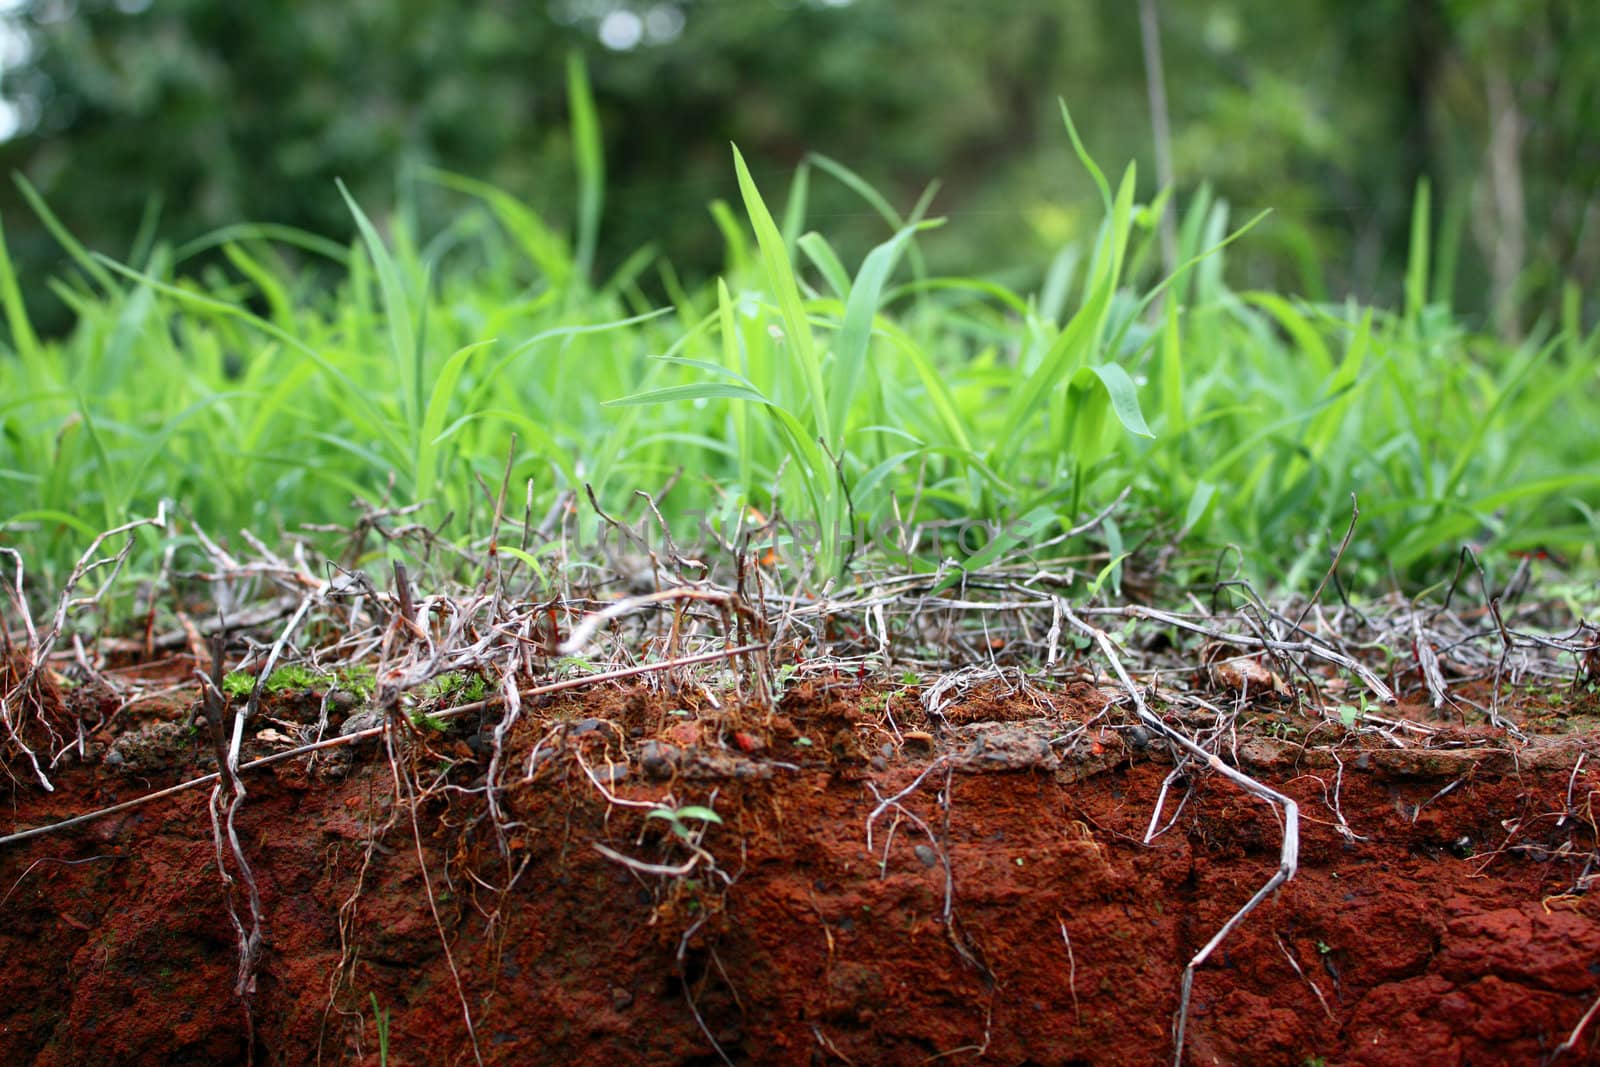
top-left (1550, 987), bottom-right (1600, 1062)
top-left (1057, 600), bottom-right (1298, 1067)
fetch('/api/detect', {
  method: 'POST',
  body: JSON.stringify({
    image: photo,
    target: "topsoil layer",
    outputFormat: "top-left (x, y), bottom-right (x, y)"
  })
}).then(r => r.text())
top-left (2, 668), bottom-right (1599, 1067)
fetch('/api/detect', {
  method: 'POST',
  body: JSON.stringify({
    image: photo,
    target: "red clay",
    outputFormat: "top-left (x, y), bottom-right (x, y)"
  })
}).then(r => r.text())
top-left (1, 676), bottom-right (1598, 1066)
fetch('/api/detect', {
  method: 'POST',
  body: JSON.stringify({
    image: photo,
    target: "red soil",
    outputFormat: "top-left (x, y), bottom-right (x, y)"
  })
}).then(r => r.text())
top-left (1, 674), bottom-right (1598, 1066)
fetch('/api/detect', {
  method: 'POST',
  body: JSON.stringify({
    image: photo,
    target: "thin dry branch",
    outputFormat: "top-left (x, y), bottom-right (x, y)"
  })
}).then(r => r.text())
top-left (1057, 600), bottom-right (1298, 1067)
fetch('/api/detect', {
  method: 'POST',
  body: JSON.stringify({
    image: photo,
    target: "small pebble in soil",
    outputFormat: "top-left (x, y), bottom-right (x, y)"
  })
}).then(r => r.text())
top-left (639, 740), bottom-right (680, 777)
top-left (590, 761), bottom-right (629, 785)
top-left (571, 717), bottom-right (621, 743)
top-left (339, 708), bottom-right (386, 737)
top-left (104, 721), bottom-right (196, 773)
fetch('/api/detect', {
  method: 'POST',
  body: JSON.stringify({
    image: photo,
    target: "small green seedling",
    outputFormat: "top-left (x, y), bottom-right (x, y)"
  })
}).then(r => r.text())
top-left (369, 993), bottom-right (390, 1066)
top-left (646, 804), bottom-right (722, 843)
top-left (556, 654), bottom-right (596, 676)
top-left (772, 662), bottom-right (798, 698)
top-left (1336, 694), bottom-right (1374, 728)
top-left (221, 671), bottom-right (254, 699)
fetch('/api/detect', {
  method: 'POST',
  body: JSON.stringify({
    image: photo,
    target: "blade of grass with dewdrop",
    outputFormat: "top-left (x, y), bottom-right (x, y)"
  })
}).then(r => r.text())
top-left (1083, 363), bottom-right (1153, 440)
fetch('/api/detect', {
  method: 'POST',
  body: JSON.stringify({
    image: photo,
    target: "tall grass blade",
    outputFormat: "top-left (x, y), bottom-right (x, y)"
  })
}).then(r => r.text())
top-left (567, 52), bottom-right (605, 286)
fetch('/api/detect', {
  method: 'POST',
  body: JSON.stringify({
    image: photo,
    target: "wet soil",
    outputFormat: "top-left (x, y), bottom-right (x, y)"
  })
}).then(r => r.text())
top-left (2, 669), bottom-right (1599, 1066)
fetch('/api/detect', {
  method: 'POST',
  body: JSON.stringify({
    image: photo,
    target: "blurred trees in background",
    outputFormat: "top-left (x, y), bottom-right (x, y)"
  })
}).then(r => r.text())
top-left (0, 0), bottom-right (1593, 334)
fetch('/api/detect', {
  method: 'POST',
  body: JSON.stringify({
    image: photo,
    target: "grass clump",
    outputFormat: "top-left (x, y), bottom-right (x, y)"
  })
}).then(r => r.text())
top-left (1, 62), bottom-right (1596, 602)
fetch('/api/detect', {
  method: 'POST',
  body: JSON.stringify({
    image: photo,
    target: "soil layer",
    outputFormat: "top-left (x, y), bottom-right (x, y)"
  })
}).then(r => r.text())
top-left (2, 673), bottom-right (1599, 1066)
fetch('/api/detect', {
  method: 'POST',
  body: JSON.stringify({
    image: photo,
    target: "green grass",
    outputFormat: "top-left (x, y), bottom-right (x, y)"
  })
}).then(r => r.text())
top-left (2, 68), bottom-right (1597, 608)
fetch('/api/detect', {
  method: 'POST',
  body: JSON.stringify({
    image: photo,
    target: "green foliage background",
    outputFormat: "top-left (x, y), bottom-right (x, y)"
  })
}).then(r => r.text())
top-left (0, 0), bottom-right (1594, 334)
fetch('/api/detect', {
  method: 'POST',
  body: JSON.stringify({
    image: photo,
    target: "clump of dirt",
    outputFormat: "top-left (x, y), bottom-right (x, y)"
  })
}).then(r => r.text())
top-left (2, 672), bottom-right (1597, 1066)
